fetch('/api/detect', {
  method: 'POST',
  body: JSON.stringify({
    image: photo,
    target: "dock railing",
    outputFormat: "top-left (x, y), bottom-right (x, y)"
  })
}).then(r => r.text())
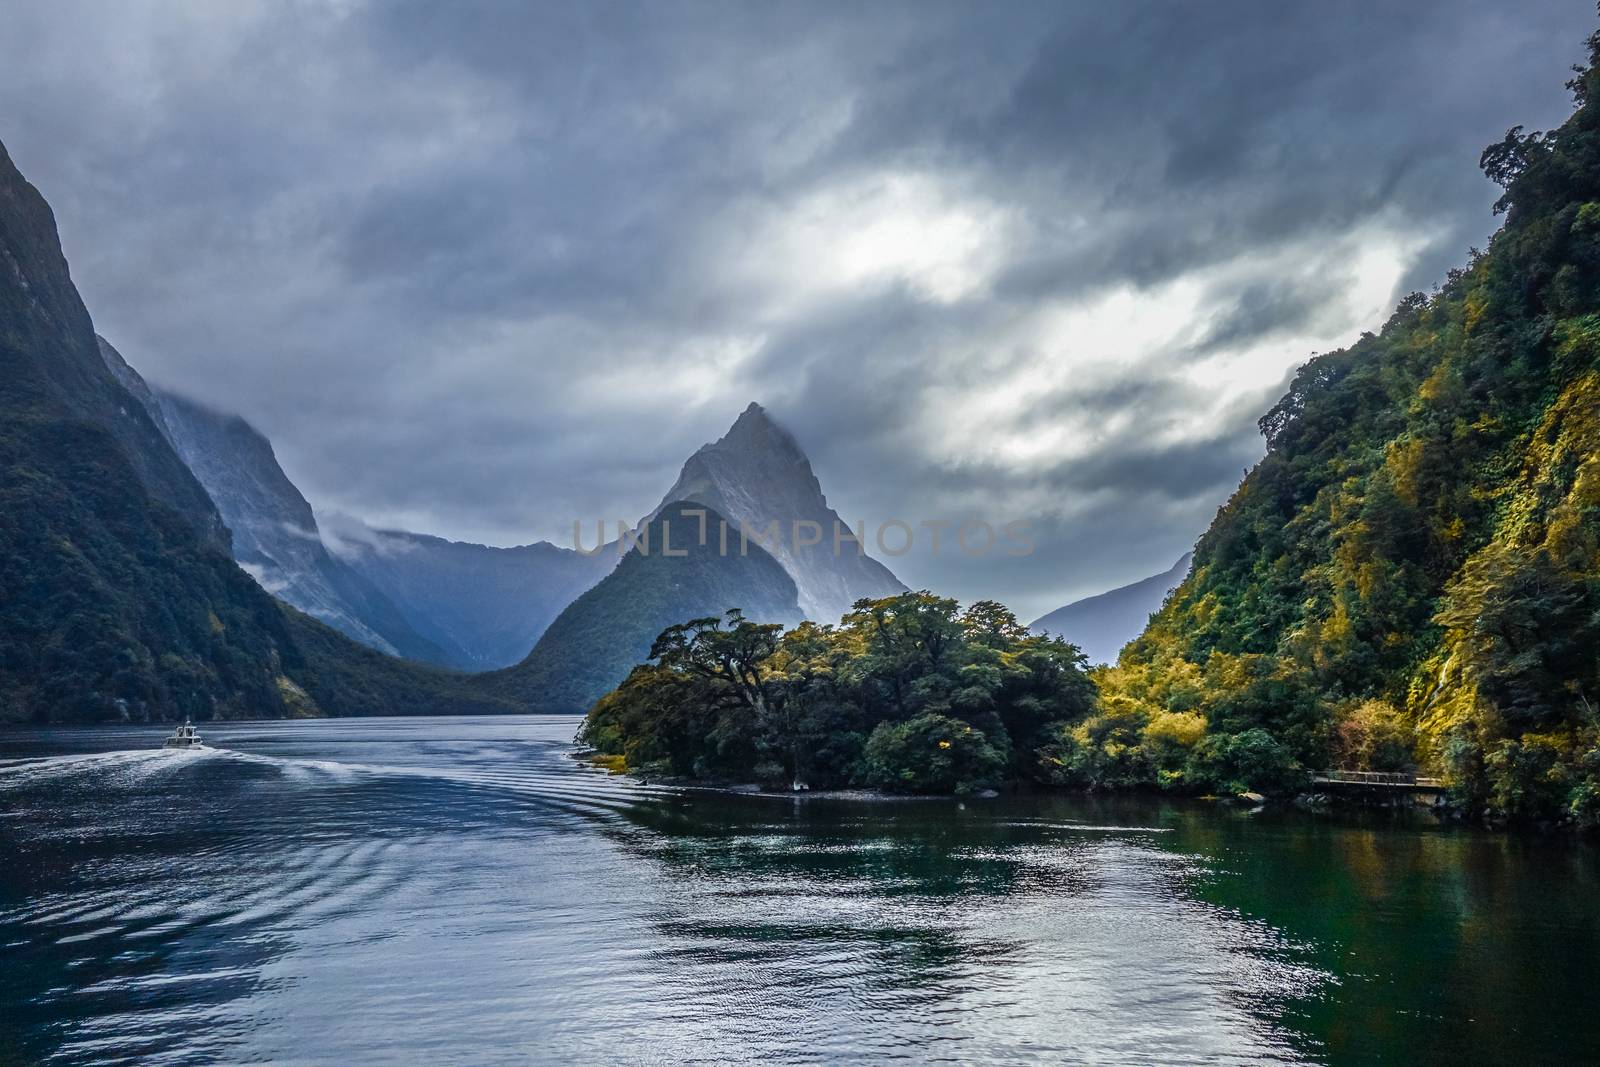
top-left (1312, 769), bottom-right (1445, 788)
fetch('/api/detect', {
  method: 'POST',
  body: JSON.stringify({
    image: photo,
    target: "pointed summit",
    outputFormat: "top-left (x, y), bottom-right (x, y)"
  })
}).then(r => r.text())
top-left (652, 403), bottom-right (905, 623)
top-left (709, 401), bottom-right (804, 460)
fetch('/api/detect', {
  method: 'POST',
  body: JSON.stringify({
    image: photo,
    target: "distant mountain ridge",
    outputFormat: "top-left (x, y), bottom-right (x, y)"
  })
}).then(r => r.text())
top-left (479, 405), bottom-right (904, 710)
top-left (148, 380), bottom-right (453, 665)
top-left (1030, 553), bottom-right (1193, 665)
top-left (124, 394), bottom-right (901, 674)
top-left (324, 520), bottom-right (611, 671)
top-left (0, 130), bottom-right (922, 723)
top-left (100, 340), bottom-right (612, 671)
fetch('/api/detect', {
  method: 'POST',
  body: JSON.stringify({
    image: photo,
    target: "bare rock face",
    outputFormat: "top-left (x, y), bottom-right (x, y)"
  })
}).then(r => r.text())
top-left (651, 402), bottom-right (905, 624)
top-left (158, 388), bottom-right (461, 666)
top-left (95, 336), bottom-right (449, 664)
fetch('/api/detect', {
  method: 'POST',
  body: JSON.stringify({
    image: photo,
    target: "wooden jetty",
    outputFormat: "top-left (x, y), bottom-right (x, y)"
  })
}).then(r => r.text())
top-left (1310, 770), bottom-right (1446, 796)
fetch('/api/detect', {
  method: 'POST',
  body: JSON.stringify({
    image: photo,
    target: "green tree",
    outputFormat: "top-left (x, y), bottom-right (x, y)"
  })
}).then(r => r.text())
top-left (862, 713), bottom-right (1006, 795)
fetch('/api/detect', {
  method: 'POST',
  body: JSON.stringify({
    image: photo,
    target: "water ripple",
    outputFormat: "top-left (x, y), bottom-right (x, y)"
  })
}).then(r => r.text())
top-left (8, 714), bottom-right (1562, 1065)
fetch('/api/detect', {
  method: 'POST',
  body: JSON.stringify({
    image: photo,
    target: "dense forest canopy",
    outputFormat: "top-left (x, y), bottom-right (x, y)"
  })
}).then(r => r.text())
top-left (580, 593), bottom-right (1097, 795)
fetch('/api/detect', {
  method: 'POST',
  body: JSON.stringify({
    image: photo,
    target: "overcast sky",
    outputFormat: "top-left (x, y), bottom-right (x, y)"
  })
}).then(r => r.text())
top-left (1, 1), bottom-right (1592, 620)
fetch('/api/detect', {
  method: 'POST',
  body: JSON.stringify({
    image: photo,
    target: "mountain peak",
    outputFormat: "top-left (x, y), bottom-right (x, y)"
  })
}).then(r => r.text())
top-left (713, 400), bottom-right (802, 459)
top-left (651, 403), bottom-right (905, 623)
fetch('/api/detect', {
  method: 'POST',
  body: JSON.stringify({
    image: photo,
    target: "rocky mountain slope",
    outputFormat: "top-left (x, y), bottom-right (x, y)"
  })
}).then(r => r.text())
top-left (100, 341), bottom-right (606, 671)
top-left (651, 402), bottom-right (904, 623)
top-left (107, 390), bottom-right (897, 674)
top-left (147, 383), bottom-right (450, 664)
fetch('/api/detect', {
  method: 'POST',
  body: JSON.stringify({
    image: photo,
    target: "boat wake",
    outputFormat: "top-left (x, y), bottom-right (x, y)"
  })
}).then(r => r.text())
top-left (0, 729), bottom-right (677, 828)
top-left (0, 747), bottom-right (213, 789)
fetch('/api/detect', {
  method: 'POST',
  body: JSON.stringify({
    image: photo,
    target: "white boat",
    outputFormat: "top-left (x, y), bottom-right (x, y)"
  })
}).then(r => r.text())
top-left (163, 718), bottom-right (204, 749)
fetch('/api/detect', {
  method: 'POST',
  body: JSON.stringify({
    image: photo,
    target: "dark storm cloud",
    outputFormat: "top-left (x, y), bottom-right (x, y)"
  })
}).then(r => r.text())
top-left (1051, 429), bottom-right (1264, 502)
top-left (0, 0), bottom-right (1592, 618)
top-left (1193, 276), bottom-right (1335, 357)
top-left (918, 415), bottom-right (1262, 503)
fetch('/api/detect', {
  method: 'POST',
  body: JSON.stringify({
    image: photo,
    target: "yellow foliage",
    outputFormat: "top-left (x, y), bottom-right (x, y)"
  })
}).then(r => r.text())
top-left (1462, 290), bottom-right (1489, 334)
top-left (275, 675), bottom-right (324, 719)
top-left (1143, 710), bottom-right (1206, 748)
top-left (1546, 461), bottom-right (1600, 568)
top-left (1385, 436), bottom-right (1427, 507)
top-left (1331, 698), bottom-right (1415, 770)
top-left (590, 753), bottom-right (627, 774)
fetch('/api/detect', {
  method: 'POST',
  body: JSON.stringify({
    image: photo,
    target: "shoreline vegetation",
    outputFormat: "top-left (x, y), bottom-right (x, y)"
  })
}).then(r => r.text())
top-left (576, 594), bottom-right (1392, 805)
top-left (3, 13), bottom-right (1598, 844)
top-left (573, 595), bottom-right (1471, 820)
top-left (572, 732), bottom-right (1458, 818)
top-left (578, 595), bottom-right (1098, 800)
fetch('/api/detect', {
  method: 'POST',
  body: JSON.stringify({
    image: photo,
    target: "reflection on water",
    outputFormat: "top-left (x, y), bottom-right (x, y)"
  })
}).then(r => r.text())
top-left (0, 716), bottom-right (1594, 1065)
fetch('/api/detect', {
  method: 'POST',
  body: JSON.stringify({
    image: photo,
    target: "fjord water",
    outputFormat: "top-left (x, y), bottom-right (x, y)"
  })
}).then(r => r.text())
top-left (1, 718), bottom-right (1595, 1065)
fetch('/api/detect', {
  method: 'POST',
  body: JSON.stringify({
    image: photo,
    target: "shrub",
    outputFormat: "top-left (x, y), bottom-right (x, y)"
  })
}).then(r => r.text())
top-left (1330, 699), bottom-right (1416, 771)
top-left (1485, 737), bottom-right (1568, 822)
top-left (862, 713), bottom-right (1005, 795)
top-left (1187, 728), bottom-right (1307, 795)
top-left (1037, 713), bottom-right (1150, 789)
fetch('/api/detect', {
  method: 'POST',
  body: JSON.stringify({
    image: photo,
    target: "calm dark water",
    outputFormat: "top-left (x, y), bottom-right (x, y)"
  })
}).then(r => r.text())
top-left (1, 717), bottom-right (1596, 1065)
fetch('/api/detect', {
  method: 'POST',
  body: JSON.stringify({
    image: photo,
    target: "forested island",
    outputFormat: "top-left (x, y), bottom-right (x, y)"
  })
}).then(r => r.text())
top-left (582, 595), bottom-right (1095, 795)
top-left (579, 593), bottom-right (1315, 798)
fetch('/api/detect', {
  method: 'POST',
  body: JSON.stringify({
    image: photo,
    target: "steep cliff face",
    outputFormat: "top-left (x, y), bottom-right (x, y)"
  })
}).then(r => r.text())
top-left (98, 336), bottom-right (175, 440)
top-left (100, 344), bottom-right (599, 671)
top-left (145, 388), bottom-right (450, 665)
top-left (0, 182), bottom-right (228, 553)
top-left (0, 138), bottom-right (278, 721)
top-left (652, 403), bottom-right (904, 624)
top-left (1030, 553), bottom-right (1192, 665)
top-left (490, 501), bottom-right (802, 712)
top-left (0, 137), bottom-right (511, 722)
